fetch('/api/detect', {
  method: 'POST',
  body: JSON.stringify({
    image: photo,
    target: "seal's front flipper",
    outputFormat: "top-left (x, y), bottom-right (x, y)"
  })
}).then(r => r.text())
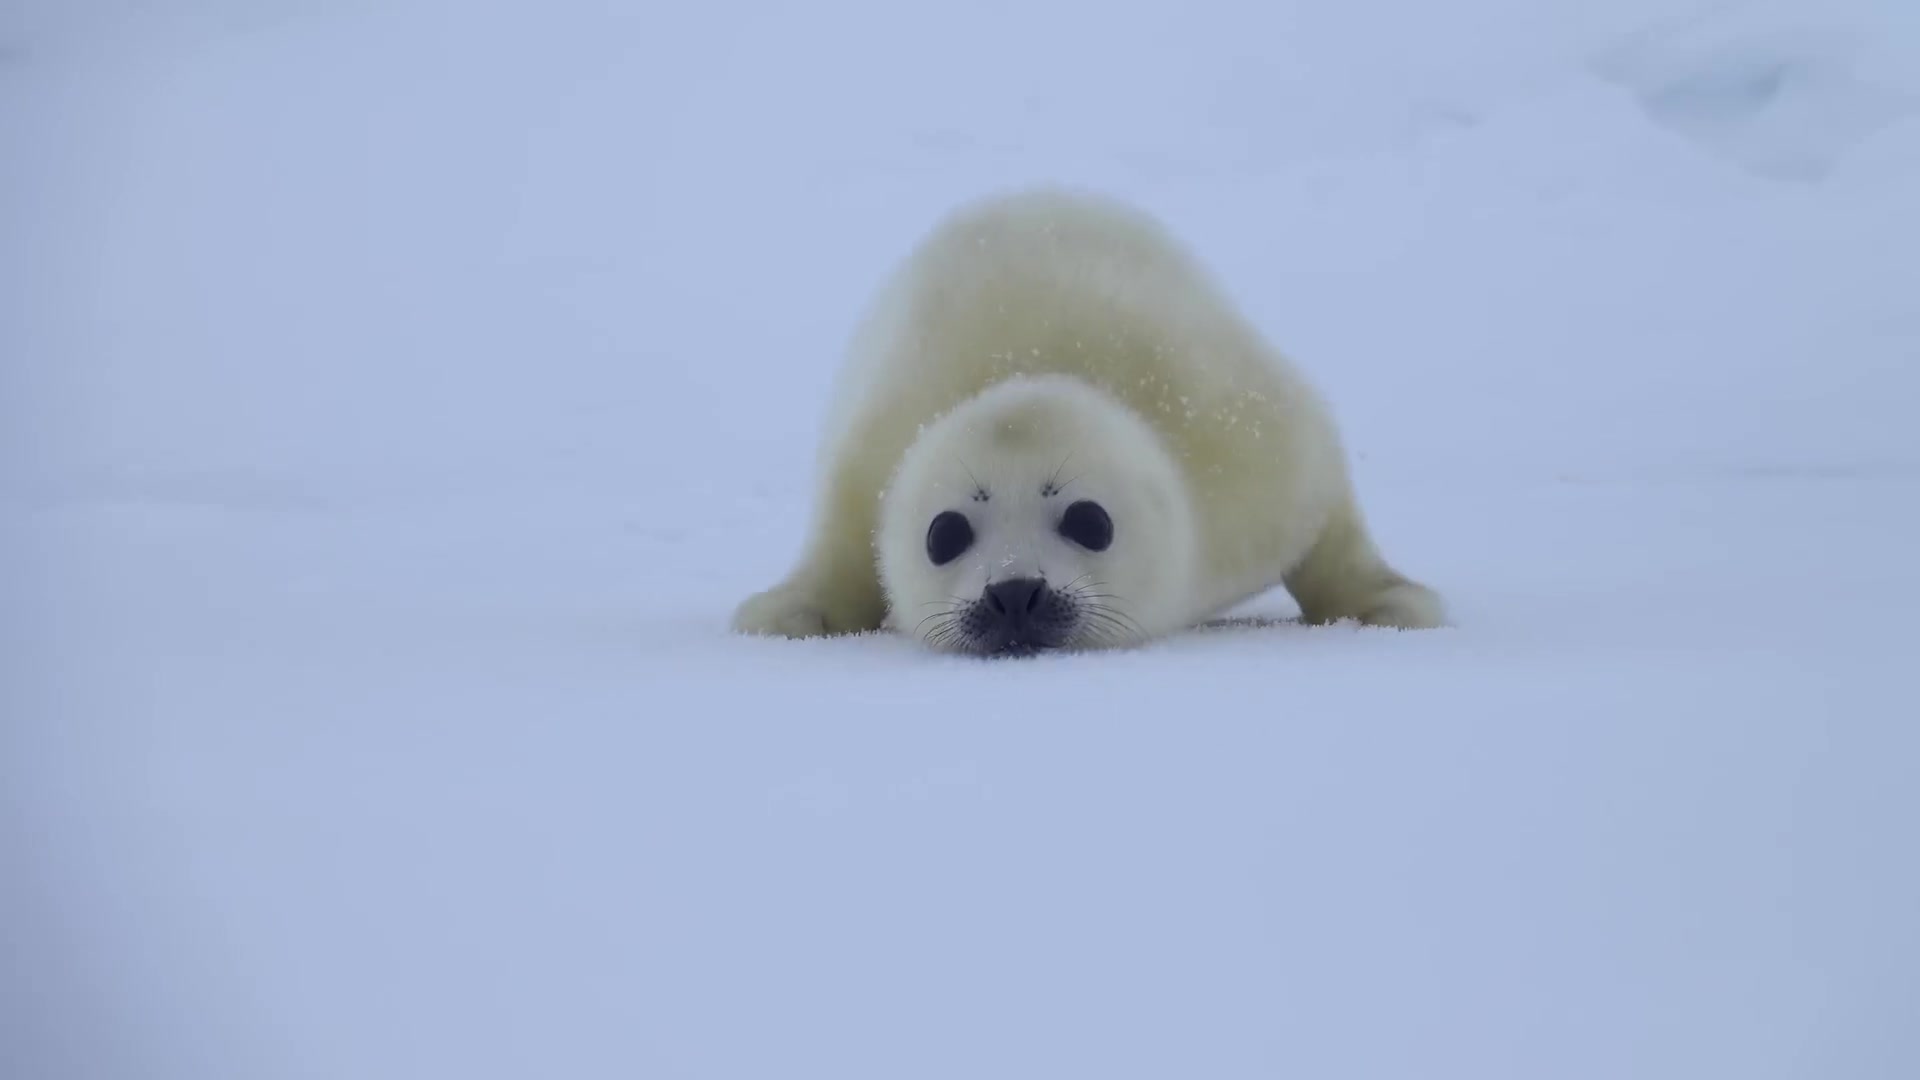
top-left (1284, 496), bottom-right (1447, 631)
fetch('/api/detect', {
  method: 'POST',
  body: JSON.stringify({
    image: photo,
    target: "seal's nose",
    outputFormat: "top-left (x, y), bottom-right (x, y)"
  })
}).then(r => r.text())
top-left (983, 577), bottom-right (1047, 631)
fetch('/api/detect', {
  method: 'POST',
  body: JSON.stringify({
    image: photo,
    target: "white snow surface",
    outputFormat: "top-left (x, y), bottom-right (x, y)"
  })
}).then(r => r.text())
top-left (4, 0), bottom-right (1919, 1077)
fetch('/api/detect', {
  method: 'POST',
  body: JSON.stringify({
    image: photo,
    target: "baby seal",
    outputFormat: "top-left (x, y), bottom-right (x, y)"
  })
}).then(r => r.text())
top-left (732, 186), bottom-right (1445, 655)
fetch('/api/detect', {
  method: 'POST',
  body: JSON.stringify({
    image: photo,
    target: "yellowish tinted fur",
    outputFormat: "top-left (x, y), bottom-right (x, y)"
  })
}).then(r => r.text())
top-left (731, 187), bottom-right (1444, 643)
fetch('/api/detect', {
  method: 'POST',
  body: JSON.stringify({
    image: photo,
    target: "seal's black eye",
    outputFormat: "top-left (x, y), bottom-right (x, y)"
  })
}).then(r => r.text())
top-left (1058, 499), bottom-right (1113, 552)
top-left (926, 510), bottom-right (974, 566)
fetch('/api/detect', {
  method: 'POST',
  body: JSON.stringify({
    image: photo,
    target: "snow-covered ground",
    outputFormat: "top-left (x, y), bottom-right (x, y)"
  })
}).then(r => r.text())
top-left (5, 1), bottom-right (1918, 1077)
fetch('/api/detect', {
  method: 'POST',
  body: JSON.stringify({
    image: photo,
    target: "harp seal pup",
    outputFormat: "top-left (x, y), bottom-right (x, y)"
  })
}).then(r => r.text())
top-left (731, 186), bottom-right (1445, 656)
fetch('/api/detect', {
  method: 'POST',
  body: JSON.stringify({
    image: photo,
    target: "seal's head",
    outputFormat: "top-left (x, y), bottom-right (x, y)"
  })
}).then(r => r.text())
top-left (877, 374), bottom-right (1198, 656)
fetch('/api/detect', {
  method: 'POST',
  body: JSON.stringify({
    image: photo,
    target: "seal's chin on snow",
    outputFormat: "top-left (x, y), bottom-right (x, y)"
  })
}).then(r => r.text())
top-left (926, 576), bottom-right (1096, 658)
top-left (874, 374), bottom-right (1200, 657)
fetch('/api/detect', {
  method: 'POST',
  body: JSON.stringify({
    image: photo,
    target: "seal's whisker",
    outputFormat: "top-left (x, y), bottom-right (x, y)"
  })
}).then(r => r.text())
top-left (1044, 452), bottom-right (1077, 497)
top-left (1079, 604), bottom-right (1144, 643)
top-left (1081, 610), bottom-right (1134, 636)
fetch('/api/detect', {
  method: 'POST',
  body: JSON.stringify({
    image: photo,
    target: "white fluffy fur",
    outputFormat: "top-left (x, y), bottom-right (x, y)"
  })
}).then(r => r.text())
top-left (732, 186), bottom-right (1445, 650)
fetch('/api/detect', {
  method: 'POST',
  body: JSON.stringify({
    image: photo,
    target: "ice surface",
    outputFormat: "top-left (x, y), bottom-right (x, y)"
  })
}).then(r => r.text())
top-left (4, 1), bottom-right (1918, 1078)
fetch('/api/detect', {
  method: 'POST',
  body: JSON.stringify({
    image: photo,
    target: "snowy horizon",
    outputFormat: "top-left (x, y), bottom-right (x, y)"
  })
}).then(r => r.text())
top-left (5, 1), bottom-right (1917, 1078)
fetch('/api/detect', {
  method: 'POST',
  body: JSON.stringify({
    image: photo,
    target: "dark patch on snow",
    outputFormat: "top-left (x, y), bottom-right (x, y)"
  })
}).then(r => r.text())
top-left (1593, 15), bottom-right (1916, 182)
top-left (1641, 59), bottom-right (1795, 120)
top-left (1198, 613), bottom-right (1304, 632)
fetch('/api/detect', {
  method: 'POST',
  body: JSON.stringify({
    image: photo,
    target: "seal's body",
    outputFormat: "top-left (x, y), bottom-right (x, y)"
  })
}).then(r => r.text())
top-left (733, 187), bottom-right (1444, 654)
